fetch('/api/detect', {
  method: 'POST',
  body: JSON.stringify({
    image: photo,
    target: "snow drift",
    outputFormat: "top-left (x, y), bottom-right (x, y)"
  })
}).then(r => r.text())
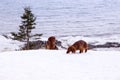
top-left (0, 50), bottom-right (120, 80)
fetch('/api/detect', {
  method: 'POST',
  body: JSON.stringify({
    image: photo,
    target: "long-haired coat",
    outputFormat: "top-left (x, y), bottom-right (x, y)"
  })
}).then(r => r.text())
top-left (66, 40), bottom-right (88, 53)
top-left (45, 36), bottom-right (58, 50)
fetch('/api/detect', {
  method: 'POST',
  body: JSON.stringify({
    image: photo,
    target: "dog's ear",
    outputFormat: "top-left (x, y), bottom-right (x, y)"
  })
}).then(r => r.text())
top-left (71, 46), bottom-right (76, 53)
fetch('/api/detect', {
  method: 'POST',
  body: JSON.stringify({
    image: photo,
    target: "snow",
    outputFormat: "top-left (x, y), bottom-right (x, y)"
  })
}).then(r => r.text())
top-left (0, 35), bottom-right (120, 80)
top-left (0, 35), bottom-right (23, 52)
top-left (58, 36), bottom-right (120, 49)
top-left (0, 50), bottom-right (120, 80)
top-left (1, 35), bottom-right (120, 52)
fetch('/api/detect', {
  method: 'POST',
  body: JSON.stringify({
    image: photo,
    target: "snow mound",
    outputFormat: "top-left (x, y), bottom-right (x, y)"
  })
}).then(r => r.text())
top-left (0, 50), bottom-right (120, 80)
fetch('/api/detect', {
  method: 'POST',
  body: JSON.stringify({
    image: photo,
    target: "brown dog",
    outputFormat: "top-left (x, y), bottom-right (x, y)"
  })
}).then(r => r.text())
top-left (45, 36), bottom-right (58, 50)
top-left (66, 40), bottom-right (88, 54)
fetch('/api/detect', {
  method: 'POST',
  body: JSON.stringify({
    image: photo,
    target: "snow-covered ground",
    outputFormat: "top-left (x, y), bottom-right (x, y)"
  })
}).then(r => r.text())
top-left (0, 35), bottom-right (120, 80)
top-left (0, 50), bottom-right (120, 80)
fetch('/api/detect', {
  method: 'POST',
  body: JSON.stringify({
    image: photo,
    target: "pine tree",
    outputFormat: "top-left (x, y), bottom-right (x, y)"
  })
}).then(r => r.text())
top-left (11, 7), bottom-right (42, 50)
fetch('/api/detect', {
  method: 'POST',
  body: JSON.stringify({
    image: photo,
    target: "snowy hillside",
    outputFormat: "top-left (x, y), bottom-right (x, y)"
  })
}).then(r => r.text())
top-left (0, 50), bottom-right (120, 80)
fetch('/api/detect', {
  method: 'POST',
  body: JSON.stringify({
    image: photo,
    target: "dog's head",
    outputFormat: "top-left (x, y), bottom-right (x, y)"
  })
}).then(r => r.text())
top-left (66, 46), bottom-right (76, 53)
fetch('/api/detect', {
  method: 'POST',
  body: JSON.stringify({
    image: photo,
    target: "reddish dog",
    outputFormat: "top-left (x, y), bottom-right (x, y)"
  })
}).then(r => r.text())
top-left (45, 36), bottom-right (58, 50)
top-left (66, 40), bottom-right (88, 54)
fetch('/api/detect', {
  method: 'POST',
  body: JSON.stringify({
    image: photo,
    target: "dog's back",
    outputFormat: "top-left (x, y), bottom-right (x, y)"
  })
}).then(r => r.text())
top-left (72, 40), bottom-right (88, 50)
